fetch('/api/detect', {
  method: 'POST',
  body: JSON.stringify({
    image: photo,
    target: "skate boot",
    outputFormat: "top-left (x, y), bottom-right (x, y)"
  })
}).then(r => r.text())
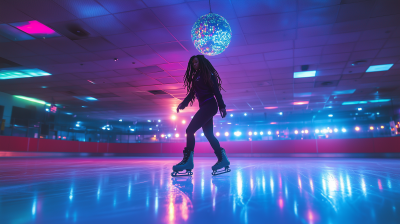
top-left (171, 147), bottom-right (194, 177)
top-left (212, 148), bottom-right (231, 176)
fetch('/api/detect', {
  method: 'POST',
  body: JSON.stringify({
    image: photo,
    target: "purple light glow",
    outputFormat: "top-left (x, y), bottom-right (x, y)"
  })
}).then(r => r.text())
top-left (11, 21), bottom-right (60, 38)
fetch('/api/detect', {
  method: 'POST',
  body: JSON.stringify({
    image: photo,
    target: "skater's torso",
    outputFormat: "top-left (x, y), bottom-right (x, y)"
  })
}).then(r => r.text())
top-left (192, 71), bottom-right (215, 106)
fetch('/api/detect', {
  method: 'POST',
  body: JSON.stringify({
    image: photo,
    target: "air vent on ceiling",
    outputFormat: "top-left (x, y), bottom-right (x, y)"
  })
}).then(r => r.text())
top-left (0, 57), bottom-right (22, 68)
top-left (66, 91), bottom-right (76, 95)
top-left (314, 80), bottom-right (339, 88)
top-left (148, 90), bottom-right (167, 95)
top-left (67, 24), bottom-right (90, 38)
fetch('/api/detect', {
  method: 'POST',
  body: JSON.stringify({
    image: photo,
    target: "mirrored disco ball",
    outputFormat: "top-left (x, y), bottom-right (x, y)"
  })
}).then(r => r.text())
top-left (191, 13), bottom-right (232, 56)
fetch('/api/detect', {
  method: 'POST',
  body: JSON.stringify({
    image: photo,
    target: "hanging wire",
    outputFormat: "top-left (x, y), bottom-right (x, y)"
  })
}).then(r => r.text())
top-left (209, 0), bottom-right (212, 13)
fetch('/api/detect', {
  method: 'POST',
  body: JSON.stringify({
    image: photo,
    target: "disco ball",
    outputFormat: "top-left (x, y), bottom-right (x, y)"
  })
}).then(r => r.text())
top-left (191, 13), bottom-right (232, 56)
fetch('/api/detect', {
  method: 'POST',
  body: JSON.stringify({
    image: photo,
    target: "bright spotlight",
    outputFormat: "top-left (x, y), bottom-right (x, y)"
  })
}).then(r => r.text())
top-left (168, 134), bottom-right (171, 137)
top-left (305, 130), bottom-right (309, 134)
top-left (149, 128), bottom-right (152, 130)
top-left (76, 124), bottom-right (80, 127)
top-left (276, 131), bottom-right (279, 135)
top-left (158, 120), bottom-right (161, 122)
top-left (248, 132), bottom-right (252, 136)
top-left (201, 133), bottom-right (204, 136)
top-left (147, 120), bottom-right (151, 122)
top-left (234, 131), bottom-right (242, 136)
top-left (216, 132), bottom-right (220, 136)
top-left (175, 133), bottom-right (179, 137)
top-left (244, 113), bottom-right (247, 116)
top-left (182, 120), bottom-right (186, 124)
top-left (119, 119), bottom-right (122, 122)
top-left (369, 126), bottom-right (374, 130)
top-left (171, 115), bottom-right (176, 120)
top-left (279, 112), bottom-right (283, 115)
top-left (334, 128), bottom-right (338, 132)
top-left (315, 129), bottom-right (320, 134)
top-left (268, 131), bottom-right (271, 135)
top-left (254, 132), bottom-right (257, 135)
top-left (130, 129), bottom-right (134, 131)
top-left (355, 126), bottom-right (360, 131)
top-left (358, 108), bottom-right (362, 111)
top-left (225, 132), bottom-right (229, 136)
top-left (260, 131), bottom-right (263, 135)
top-left (381, 126), bottom-right (384, 129)
top-left (328, 114), bottom-right (333, 117)
top-left (230, 114), bottom-right (233, 117)
top-left (342, 128), bottom-right (347, 132)
top-left (102, 127), bottom-right (106, 130)
top-left (161, 134), bottom-right (165, 137)
top-left (294, 130), bottom-right (298, 134)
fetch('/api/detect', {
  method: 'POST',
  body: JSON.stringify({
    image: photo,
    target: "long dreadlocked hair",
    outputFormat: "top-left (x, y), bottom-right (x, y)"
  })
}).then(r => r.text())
top-left (183, 55), bottom-right (224, 106)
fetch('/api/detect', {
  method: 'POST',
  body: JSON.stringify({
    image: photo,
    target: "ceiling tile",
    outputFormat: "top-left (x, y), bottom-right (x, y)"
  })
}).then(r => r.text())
top-left (114, 9), bottom-right (163, 32)
top-left (135, 28), bottom-right (176, 44)
top-left (298, 6), bottom-right (339, 27)
top-left (151, 3), bottom-right (197, 27)
top-left (54, 0), bottom-right (110, 18)
top-left (96, 0), bottom-right (147, 13)
top-left (82, 14), bottom-right (131, 35)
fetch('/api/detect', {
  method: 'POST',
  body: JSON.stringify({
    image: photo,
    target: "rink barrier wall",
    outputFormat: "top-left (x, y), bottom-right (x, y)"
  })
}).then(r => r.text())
top-left (1, 136), bottom-right (400, 154)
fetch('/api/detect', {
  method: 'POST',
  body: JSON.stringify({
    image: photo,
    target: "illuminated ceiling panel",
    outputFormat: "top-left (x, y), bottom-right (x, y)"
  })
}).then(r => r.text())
top-left (10, 20), bottom-right (61, 38)
top-left (0, 68), bottom-right (51, 80)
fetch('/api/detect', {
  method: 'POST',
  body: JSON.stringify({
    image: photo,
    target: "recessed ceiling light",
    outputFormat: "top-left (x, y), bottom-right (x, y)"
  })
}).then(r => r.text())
top-left (293, 71), bottom-right (316, 78)
top-left (332, 89), bottom-right (356, 95)
top-left (10, 20), bottom-right (60, 38)
top-left (342, 101), bottom-right (367, 105)
top-left (369, 99), bottom-right (390, 103)
top-left (366, 64), bottom-right (394, 72)
top-left (265, 107), bottom-right (278, 109)
top-left (293, 101), bottom-right (309, 105)
top-left (0, 68), bottom-right (51, 80)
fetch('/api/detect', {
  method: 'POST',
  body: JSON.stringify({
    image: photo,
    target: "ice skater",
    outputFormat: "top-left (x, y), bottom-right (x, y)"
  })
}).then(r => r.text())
top-left (171, 55), bottom-right (230, 176)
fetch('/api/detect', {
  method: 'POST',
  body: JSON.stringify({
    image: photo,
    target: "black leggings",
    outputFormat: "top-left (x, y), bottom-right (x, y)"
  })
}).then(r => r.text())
top-left (186, 98), bottom-right (221, 153)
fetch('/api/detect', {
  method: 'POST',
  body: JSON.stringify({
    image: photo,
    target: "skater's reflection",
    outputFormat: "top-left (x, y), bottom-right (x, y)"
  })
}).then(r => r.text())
top-left (167, 177), bottom-right (194, 223)
top-left (211, 176), bottom-right (231, 211)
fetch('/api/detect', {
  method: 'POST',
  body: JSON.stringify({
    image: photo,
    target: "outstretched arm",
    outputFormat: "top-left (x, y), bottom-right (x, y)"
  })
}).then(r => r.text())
top-left (177, 90), bottom-right (195, 113)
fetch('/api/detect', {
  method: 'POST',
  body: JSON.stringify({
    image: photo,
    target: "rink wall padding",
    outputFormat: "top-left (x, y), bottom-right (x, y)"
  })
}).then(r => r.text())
top-left (1, 136), bottom-right (400, 154)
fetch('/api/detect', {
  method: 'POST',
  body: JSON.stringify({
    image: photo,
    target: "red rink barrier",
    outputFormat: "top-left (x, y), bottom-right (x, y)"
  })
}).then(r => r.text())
top-left (0, 136), bottom-right (400, 154)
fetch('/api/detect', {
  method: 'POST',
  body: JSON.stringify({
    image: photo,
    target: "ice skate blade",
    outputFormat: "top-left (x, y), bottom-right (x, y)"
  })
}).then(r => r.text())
top-left (171, 170), bottom-right (193, 177)
top-left (211, 167), bottom-right (231, 176)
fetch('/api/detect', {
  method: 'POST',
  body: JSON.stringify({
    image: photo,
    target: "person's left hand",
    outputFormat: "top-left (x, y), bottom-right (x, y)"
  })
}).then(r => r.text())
top-left (220, 108), bottom-right (227, 118)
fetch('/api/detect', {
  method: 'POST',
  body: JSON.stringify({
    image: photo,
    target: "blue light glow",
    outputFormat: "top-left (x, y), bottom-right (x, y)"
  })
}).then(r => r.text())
top-left (294, 92), bottom-right (312, 97)
top-left (119, 119), bottom-right (122, 122)
top-left (366, 64), bottom-right (393, 72)
top-left (342, 101), bottom-right (367, 105)
top-left (332, 89), bottom-right (356, 95)
top-left (86, 97), bottom-right (97, 101)
top-left (293, 71), bottom-right (316, 78)
top-left (369, 99), bottom-right (390, 103)
top-left (328, 114), bottom-right (333, 117)
top-left (358, 108), bottom-right (362, 111)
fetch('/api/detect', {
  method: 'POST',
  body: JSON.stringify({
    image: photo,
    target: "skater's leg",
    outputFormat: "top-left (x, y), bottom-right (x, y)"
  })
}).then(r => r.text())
top-left (186, 100), bottom-right (218, 150)
top-left (202, 117), bottom-right (221, 153)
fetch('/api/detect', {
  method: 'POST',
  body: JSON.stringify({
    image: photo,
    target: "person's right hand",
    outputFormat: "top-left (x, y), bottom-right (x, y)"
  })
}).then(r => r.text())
top-left (176, 104), bottom-right (184, 113)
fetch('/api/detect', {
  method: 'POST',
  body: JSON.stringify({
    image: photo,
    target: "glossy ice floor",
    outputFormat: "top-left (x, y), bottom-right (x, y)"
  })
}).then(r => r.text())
top-left (1, 157), bottom-right (400, 224)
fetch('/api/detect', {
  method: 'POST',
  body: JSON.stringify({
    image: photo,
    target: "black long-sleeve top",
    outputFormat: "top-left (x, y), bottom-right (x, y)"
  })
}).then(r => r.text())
top-left (180, 71), bottom-right (226, 110)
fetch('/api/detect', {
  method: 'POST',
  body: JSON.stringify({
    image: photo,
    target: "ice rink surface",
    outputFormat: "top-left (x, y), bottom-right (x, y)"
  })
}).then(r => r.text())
top-left (1, 157), bottom-right (400, 224)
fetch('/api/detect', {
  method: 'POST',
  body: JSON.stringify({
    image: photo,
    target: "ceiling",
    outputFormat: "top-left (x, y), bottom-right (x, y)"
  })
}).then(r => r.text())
top-left (0, 0), bottom-right (400, 121)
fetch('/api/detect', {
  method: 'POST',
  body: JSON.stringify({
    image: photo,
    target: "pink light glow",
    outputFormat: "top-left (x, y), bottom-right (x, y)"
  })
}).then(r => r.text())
top-left (278, 198), bottom-right (284, 209)
top-left (15, 21), bottom-right (56, 35)
top-left (270, 122), bottom-right (277, 124)
top-left (265, 106), bottom-right (278, 109)
top-left (378, 179), bottom-right (383, 190)
top-left (226, 109), bottom-right (234, 111)
top-left (293, 101), bottom-right (309, 105)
